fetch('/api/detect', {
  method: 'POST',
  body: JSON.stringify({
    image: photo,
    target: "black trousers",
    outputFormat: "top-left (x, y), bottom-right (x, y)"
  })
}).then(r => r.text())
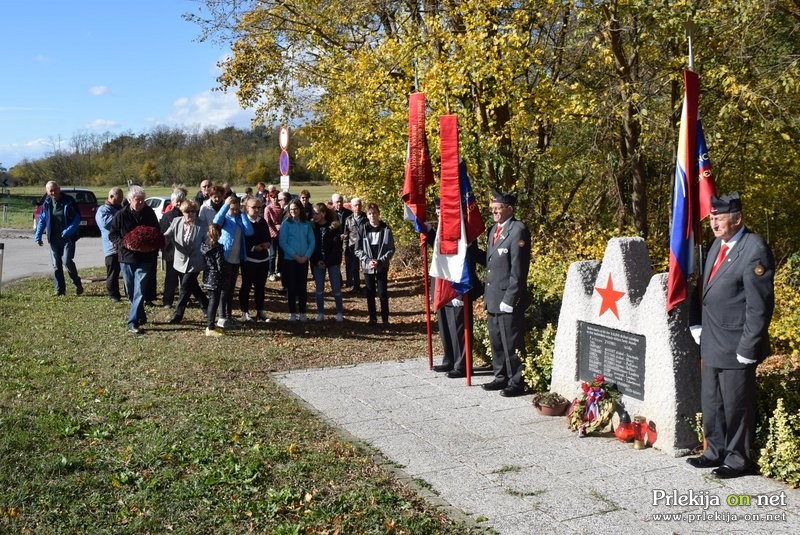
top-left (283, 259), bottom-right (309, 314)
top-left (438, 304), bottom-right (473, 372)
top-left (363, 271), bottom-right (389, 323)
top-left (487, 311), bottom-right (525, 388)
top-left (701, 363), bottom-right (757, 471)
top-left (173, 271), bottom-right (208, 320)
top-left (104, 254), bottom-right (121, 299)
top-left (240, 261), bottom-right (269, 312)
top-left (162, 261), bottom-right (181, 306)
top-left (345, 246), bottom-right (360, 289)
top-left (220, 261), bottom-right (240, 320)
top-left (206, 287), bottom-right (222, 329)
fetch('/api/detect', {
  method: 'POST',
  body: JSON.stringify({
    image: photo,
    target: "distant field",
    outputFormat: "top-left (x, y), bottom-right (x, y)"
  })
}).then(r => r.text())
top-left (0, 182), bottom-right (336, 230)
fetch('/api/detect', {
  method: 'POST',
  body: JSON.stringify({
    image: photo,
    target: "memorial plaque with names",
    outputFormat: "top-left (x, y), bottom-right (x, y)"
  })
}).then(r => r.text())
top-left (577, 321), bottom-right (646, 400)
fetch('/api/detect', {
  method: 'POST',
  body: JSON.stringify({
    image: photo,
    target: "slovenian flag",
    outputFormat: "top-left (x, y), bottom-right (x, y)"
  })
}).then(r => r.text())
top-left (667, 70), bottom-right (716, 313)
top-left (430, 115), bottom-right (484, 310)
top-left (401, 92), bottom-right (434, 240)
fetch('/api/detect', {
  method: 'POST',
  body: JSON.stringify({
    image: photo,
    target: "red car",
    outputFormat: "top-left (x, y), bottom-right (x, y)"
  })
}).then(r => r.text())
top-left (32, 188), bottom-right (100, 235)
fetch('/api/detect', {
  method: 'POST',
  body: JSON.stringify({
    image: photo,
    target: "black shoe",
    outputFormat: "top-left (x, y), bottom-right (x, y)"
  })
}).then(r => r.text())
top-left (433, 364), bottom-right (453, 373)
top-left (168, 316), bottom-right (182, 324)
top-left (145, 301), bottom-right (156, 307)
top-left (446, 370), bottom-right (467, 379)
top-left (482, 380), bottom-right (508, 391)
top-left (711, 465), bottom-right (749, 479)
top-left (500, 385), bottom-right (526, 397)
top-left (127, 326), bottom-right (144, 335)
top-left (54, 291), bottom-right (66, 297)
top-left (686, 456), bottom-right (722, 469)
top-left (109, 295), bottom-right (121, 302)
top-left (75, 286), bottom-right (84, 296)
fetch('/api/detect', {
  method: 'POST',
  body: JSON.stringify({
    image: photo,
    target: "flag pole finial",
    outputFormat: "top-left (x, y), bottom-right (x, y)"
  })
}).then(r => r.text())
top-left (684, 19), bottom-right (697, 71)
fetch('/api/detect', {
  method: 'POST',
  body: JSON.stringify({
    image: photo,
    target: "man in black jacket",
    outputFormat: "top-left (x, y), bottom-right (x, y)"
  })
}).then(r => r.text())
top-left (110, 186), bottom-right (162, 334)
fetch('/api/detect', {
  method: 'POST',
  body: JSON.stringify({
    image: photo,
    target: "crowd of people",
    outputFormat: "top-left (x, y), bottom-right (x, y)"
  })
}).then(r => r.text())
top-left (36, 180), bottom-right (395, 336)
top-left (34, 180), bottom-right (777, 477)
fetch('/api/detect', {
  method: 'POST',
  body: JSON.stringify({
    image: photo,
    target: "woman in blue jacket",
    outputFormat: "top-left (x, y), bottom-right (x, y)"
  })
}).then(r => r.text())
top-left (278, 199), bottom-right (315, 321)
top-left (212, 196), bottom-right (254, 328)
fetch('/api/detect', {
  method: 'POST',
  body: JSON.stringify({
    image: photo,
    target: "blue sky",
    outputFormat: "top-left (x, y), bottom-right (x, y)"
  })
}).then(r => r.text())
top-left (0, 0), bottom-right (255, 169)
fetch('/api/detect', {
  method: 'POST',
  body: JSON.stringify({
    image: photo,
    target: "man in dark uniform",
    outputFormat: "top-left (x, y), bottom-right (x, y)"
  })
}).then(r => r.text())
top-left (482, 189), bottom-right (531, 397)
top-left (686, 192), bottom-right (775, 478)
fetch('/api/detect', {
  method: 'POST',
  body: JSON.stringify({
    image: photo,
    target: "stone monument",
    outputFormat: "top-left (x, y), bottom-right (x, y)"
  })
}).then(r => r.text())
top-left (550, 237), bottom-right (700, 456)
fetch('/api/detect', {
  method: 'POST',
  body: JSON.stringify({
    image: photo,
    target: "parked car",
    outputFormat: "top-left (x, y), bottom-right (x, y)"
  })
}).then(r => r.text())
top-left (145, 196), bottom-right (171, 221)
top-left (32, 188), bottom-right (99, 235)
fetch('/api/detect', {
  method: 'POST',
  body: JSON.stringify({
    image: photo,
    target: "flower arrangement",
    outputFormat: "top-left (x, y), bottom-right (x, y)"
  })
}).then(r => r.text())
top-left (122, 225), bottom-right (165, 253)
top-left (567, 375), bottom-right (621, 436)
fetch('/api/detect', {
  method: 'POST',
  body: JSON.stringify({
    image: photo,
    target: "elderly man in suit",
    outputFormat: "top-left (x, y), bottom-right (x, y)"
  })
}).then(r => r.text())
top-left (482, 190), bottom-right (531, 397)
top-left (686, 192), bottom-right (775, 479)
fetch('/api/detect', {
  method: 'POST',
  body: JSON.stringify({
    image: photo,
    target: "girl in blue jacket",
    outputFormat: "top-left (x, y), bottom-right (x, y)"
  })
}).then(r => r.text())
top-left (278, 199), bottom-right (315, 321)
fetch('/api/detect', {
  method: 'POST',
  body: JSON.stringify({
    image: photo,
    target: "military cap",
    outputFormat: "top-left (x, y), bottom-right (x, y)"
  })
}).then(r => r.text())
top-left (710, 192), bottom-right (742, 214)
top-left (491, 189), bottom-right (516, 206)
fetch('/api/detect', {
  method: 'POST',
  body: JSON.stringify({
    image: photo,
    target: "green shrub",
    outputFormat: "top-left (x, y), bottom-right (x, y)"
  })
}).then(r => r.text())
top-left (770, 253), bottom-right (800, 356)
top-left (521, 324), bottom-right (557, 393)
top-left (758, 398), bottom-right (800, 488)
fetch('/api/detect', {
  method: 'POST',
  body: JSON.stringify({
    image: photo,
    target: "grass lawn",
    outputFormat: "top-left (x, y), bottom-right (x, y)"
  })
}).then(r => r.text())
top-left (0, 268), bottom-right (470, 533)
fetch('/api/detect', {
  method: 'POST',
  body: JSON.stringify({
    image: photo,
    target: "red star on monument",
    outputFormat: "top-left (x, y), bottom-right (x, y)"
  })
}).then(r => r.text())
top-left (595, 273), bottom-right (626, 319)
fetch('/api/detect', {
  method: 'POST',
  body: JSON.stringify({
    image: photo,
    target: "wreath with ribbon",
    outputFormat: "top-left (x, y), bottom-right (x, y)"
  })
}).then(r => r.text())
top-left (567, 375), bottom-right (621, 436)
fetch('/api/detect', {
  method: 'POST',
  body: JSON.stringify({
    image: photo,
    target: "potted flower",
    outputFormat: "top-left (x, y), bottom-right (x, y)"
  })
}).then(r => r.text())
top-left (532, 391), bottom-right (570, 416)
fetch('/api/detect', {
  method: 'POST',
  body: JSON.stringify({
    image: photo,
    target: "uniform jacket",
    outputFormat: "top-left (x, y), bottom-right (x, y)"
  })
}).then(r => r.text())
top-left (699, 227), bottom-right (775, 367)
top-left (355, 221), bottom-right (394, 274)
top-left (34, 193), bottom-right (81, 243)
top-left (165, 217), bottom-right (207, 274)
top-left (484, 217), bottom-right (531, 313)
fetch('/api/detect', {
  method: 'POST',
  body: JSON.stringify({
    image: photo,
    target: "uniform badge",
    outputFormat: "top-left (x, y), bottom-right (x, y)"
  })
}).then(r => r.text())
top-left (754, 264), bottom-right (765, 276)
top-left (518, 240), bottom-right (526, 248)
top-left (498, 248), bottom-right (509, 255)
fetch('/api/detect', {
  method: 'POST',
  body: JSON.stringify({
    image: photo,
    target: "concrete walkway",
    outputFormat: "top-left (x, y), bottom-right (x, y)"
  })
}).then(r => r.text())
top-left (274, 360), bottom-right (800, 534)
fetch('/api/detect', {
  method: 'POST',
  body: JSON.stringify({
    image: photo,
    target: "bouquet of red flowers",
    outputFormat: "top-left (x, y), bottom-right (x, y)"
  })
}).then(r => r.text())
top-left (122, 225), bottom-right (165, 253)
top-left (567, 375), bottom-right (621, 436)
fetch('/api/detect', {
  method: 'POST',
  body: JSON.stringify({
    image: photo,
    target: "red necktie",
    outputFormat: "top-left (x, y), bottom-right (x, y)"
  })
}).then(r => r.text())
top-left (707, 244), bottom-right (729, 282)
top-left (493, 224), bottom-right (502, 244)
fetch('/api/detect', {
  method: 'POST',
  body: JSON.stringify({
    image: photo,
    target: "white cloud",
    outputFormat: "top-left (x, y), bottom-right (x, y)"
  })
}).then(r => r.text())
top-left (86, 118), bottom-right (119, 130)
top-left (89, 85), bottom-right (108, 96)
top-left (167, 89), bottom-right (253, 130)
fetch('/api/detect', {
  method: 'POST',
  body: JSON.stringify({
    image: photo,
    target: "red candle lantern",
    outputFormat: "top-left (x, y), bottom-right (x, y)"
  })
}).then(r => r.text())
top-left (633, 415), bottom-right (647, 449)
top-left (614, 410), bottom-right (635, 443)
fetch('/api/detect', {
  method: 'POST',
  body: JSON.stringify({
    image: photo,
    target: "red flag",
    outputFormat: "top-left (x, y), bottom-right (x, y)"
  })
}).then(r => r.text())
top-left (438, 115), bottom-right (461, 254)
top-left (667, 70), bottom-right (717, 312)
top-left (402, 93), bottom-right (434, 238)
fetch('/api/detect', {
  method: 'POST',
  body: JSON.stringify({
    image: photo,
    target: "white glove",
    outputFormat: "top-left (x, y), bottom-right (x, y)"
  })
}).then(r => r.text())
top-left (499, 302), bottom-right (513, 313)
top-left (737, 354), bottom-right (757, 365)
top-left (689, 325), bottom-right (702, 345)
top-left (450, 298), bottom-right (463, 307)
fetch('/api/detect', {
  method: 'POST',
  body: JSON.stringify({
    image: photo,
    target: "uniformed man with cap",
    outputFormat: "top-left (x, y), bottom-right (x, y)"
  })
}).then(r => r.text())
top-left (686, 192), bottom-right (775, 478)
top-left (482, 189), bottom-right (531, 397)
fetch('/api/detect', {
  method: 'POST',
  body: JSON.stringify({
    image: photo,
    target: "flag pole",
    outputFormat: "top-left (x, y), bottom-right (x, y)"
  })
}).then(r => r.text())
top-left (422, 239), bottom-right (433, 369)
top-left (685, 18), bottom-right (705, 299)
top-left (463, 294), bottom-right (473, 386)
